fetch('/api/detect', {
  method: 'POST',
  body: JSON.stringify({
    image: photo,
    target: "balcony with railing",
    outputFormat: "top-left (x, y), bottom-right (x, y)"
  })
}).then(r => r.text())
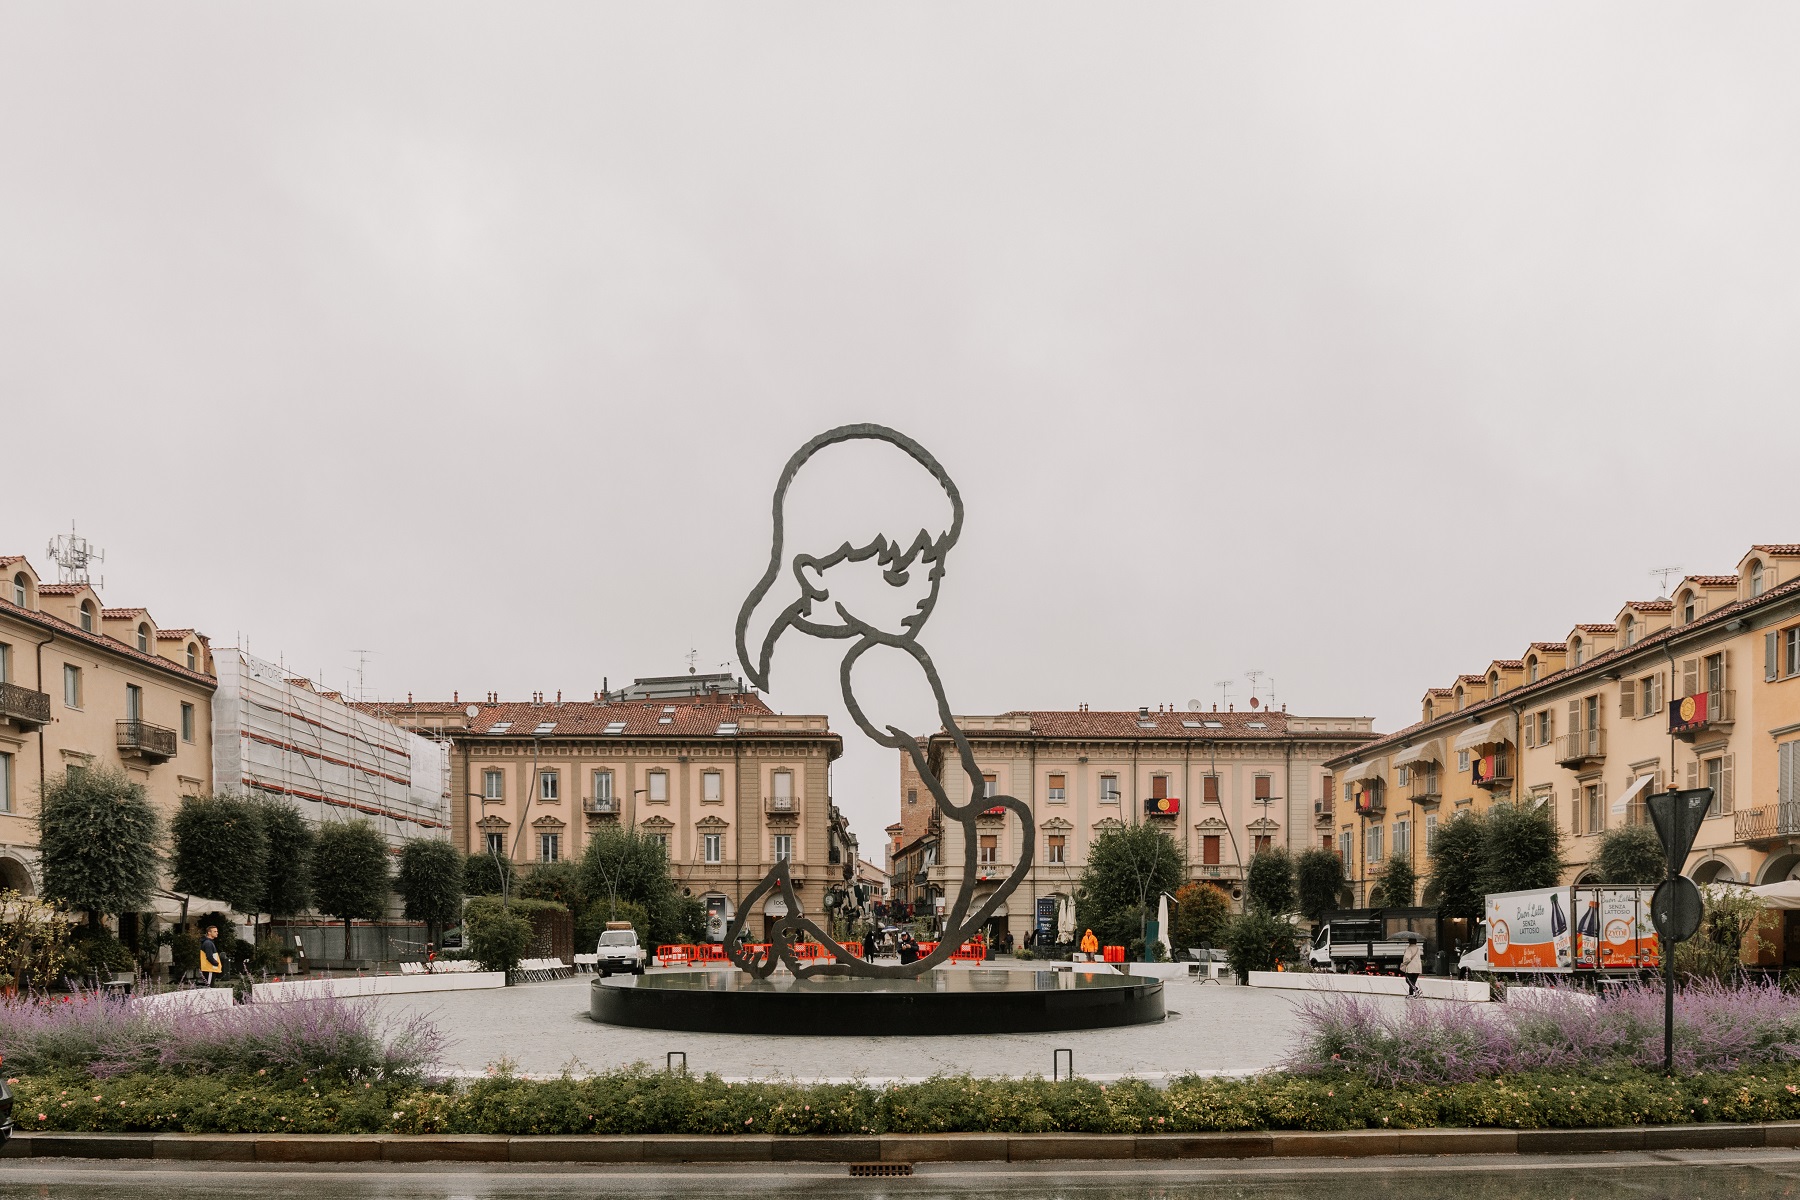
top-left (1194, 863), bottom-right (1244, 881)
top-left (1408, 769), bottom-right (1442, 806)
top-left (0, 681), bottom-right (51, 729)
top-left (765, 795), bottom-right (797, 815)
top-left (1672, 690), bottom-right (1736, 740)
top-left (1472, 748), bottom-right (1513, 791)
top-left (1556, 727), bottom-right (1606, 768)
top-left (1735, 802), bottom-right (1800, 846)
top-left (584, 796), bottom-right (618, 817)
top-left (116, 719), bottom-right (176, 762)
top-left (1314, 800), bottom-right (1334, 826)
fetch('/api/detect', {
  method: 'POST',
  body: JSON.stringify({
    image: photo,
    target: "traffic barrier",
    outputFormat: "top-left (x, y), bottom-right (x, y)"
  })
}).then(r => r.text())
top-left (693, 943), bottom-right (728, 963)
top-left (655, 945), bottom-right (693, 968)
top-left (1102, 945), bottom-right (1127, 964)
top-left (950, 942), bottom-right (985, 963)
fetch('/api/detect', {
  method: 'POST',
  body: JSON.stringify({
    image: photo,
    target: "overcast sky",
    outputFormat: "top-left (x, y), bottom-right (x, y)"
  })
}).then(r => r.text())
top-left (5, 5), bottom-right (1798, 849)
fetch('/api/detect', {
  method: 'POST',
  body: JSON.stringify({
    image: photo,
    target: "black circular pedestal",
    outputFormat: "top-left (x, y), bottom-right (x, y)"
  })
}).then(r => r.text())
top-left (590, 968), bottom-right (1164, 1036)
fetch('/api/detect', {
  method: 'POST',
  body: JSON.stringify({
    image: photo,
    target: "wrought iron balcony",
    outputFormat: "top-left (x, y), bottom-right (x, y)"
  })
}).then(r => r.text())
top-left (584, 797), bottom-right (617, 815)
top-left (1735, 803), bottom-right (1800, 846)
top-left (765, 795), bottom-right (797, 814)
top-left (1408, 771), bottom-right (1442, 805)
top-left (1671, 690), bottom-right (1736, 740)
top-left (1471, 749), bottom-right (1513, 791)
top-left (116, 719), bottom-right (176, 761)
top-left (1555, 727), bottom-right (1606, 768)
top-left (0, 682), bottom-right (51, 729)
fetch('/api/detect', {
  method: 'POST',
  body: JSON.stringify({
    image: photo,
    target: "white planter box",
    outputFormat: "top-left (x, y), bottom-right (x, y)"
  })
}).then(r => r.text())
top-left (1247, 971), bottom-right (1489, 1002)
top-left (250, 972), bottom-right (506, 1003)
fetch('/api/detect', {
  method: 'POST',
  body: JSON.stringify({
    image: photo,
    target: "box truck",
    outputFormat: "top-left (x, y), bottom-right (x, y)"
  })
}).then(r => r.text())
top-left (1309, 907), bottom-right (1476, 974)
top-left (1457, 885), bottom-right (1658, 978)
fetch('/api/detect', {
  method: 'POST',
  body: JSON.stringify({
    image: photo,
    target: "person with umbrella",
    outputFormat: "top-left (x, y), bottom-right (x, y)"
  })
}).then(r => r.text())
top-left (1400, 932), bottom-right (1423, 998)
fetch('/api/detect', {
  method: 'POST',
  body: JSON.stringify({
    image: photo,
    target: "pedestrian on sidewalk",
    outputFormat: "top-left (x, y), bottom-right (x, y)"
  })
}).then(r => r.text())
top-left (861, 928), bottom-right (877, 959)
top-left (1401, 938), bottom-right (1423, 998)
top-left (199, 925), bottom-right (223, 988)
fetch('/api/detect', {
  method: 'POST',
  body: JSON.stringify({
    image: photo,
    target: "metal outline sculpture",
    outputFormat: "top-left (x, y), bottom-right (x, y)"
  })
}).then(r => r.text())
top-left (724, 423), bottom-right (1034, 980)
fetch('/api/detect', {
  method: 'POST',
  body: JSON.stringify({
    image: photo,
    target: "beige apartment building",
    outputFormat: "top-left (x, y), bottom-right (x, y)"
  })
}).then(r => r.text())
top-left (0, 554), bottom-right (216, 895)
top-left (1326, 545), bottom-right (1800, 903)
top-left (906, 707), bottom-right (1377, 940)
top-left (369, 677), bottom-right (850, 939)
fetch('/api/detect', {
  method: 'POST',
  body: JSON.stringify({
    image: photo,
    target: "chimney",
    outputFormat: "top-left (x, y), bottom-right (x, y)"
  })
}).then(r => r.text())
top-left (1139, 706), bottom-right (1149, 718)
top-left (453, 691), bottom-right (459, 703)
top-left (556, 689), bottom-right (562, 703)
top-left (407, 692), bottom-right (413, 703)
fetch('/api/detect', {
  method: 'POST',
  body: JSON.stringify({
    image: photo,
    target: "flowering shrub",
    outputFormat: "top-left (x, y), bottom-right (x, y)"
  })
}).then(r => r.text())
top-left (1286, 981), bottom-right (1800, 1084)
top-left (0, 992), bottom-right (442, 1081)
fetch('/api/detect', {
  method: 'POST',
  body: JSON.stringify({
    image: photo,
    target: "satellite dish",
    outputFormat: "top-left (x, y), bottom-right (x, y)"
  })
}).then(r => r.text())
top-left (464, 705), bottom-right (480, 719)
top-left (1248, 696), bottom-right (1260, 709)
top-left (1187, 699), bottom-right (1203, 712)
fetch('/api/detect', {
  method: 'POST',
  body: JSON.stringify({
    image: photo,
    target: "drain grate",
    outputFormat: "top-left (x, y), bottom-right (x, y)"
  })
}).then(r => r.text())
top-left (849, 1163), bottom-right (914, 1177)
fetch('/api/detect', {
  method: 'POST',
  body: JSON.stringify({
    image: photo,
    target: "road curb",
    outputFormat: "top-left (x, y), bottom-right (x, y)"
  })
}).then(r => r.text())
top-left (6, 1123), bottom-right (1800, 1163)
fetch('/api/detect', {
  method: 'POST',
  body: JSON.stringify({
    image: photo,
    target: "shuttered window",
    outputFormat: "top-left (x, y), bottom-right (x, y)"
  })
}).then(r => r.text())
top-left (1620, 680), bottom-right (1636, 719)
top-left (1152, 775), bottom-right (1169, 800)
top-left (1254, 775), bottom-right (1271, 801)
top-left (1781, 741), bottom-right (1797, 811)
top-left (1771, 631), bottom-right (1783, 682)
top-left (1202, 774), bottom-right (1219, 803)
top-left (1047, 773), bottom-right (1066, 801)
top-left (1788, 627), bottom-right (1800, 678)
top-left (1202, 835), bottom-right (1220, 865)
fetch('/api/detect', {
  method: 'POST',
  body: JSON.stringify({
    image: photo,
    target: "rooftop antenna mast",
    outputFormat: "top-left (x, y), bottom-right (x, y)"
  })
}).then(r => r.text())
top-left (686, 647), bottom-right (699, 675)
top-left (350, 649), bottom-right (375, 703)
top-left (1244, 668), bottom-right (1266, 709)
top-left (1649, 566), bottom-right (1682, 599)
top-left (46, 522), bottom-right (104, 587)
top-left (1214, 679), bottom-right (1234, 709)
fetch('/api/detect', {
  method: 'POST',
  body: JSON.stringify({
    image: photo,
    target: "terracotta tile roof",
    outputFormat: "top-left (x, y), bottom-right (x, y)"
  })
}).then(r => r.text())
top-left (0, 595), bottom-right (215, 685)
top-left (0, 555), bottom-right (24, 568)
top-left (35, 583), bottom-right (85, 596)
top-left (1753, 545), bottom-right (1800, 555)
top-left (1530, 643), bottom-right (1567, 652)
top-left (156, 628), bottom-right (196, 639)
top-left (1328, 570), bottom-right (1800, 768)
top-left (442, 694), bottom-right (841, 742)
top-left (1426, 688), bottom-right (1454, 697)
top-left (1456, 674), bottom-right (1487, 685)
top-left (101, 607), bottom-right (148, 619)
top-left (1492, 659), bottom-right (1525, 669)
top-left (1627, 600), bottom-right (1674, 612)
top-left (1004, 709), bottom-right (1305, 740)
top-left (1575, 624), bottom-right (1617, 633)
top-left (1689, 575), bottom-right (1739, 588)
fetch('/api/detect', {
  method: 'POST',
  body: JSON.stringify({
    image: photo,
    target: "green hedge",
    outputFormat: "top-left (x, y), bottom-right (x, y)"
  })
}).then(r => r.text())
top-left (12, 1065), bottom-right (1800, 1135)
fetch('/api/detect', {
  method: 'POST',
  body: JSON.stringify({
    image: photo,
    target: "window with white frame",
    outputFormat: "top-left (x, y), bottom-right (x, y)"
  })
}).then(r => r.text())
top-left (79, 602), bottom-right (94, 632)
top-left (186, 643), bottom-right (199, 670)
top-left (771, 770), bottom-right (793, 809)
top-left (539, 832), bottom-right (561, 862)
top-left (1366, 824), bottom-right (1384, 863)
top-left (703, 833), bottom-right (722, 864)
top-left (979, 834), bottom-right (997, 864)
top-left (1393, 818), bottom-right (1410, 861)
top-left (593, 770), bottom-right (613, 805)
top-left (539, 770), bottom-right (559, 801)
top-left (1751, 561), bottom-right (1766, 597)
top-left (483, 770), bottom-right (504, 800)
top-left (1396, 765), bottom-right (1410, 787)
top-left (63, 664), bottom-right (81, 709)
top-left (0, 642), bottom-right (9, 684)
top-left (1047, 833), bottom-right (1066, 864)
top-left (136, 623), bottom-right (150, 652)
top-left (485, 832), bottom-right (505, 857)
top-left (0, 750), bottom-right (11, 813)
top-left (772, 833), bottom-right (793, 861)
top-left (1099, 774), bottom-right (1120, 803)
top-left (181, 702), bottom-right (195, 743)
top-left (1337, 829), bottom-right (1352, 862)
top-left (1457, 749), bottom-right (1470, 773)
top-left (1425, 813), bottom-right (1438, 850)
top-left (10, 574), bottom-right (27, 607)
top-left (981, 773), bottom-right (997, 798)
top-left (702, 771), bottom-right (722, 802)
top-left (648, 770), bottom-right (669, 802)
top-left (1047, 773), bottom-right (1066, 802)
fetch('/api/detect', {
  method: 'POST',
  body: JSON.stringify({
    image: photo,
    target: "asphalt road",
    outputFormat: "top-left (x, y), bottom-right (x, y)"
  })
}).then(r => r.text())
top-left (6, 1150), bottom-right (1800, 1199)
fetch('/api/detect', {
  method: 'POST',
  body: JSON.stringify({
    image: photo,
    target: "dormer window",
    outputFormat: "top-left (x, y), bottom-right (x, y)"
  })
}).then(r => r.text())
top-left (1424, 700), bottom-right (1435, 721)
top-left (11, 573), bottom-right (27, 608)
top-left (1454, 686), bottom-right (1465, 711)
top-left (80, 601), bottom-right (96, 632)
top-left (1623, 614), bottom-right (1636, 646)
top-left (137, 623), bottom-right (151, 652)
top-left (1572, 636), bottom-right (1585, 667)
top-left (1751, 561), bottom-right (1766, 597)
top-left (1680, 591), bottom-right (1696, 625)
top-left (1527, 655), bottom-right (1539, 683)
top-left (1489, 672), bottom-right (1501, 699)
top-left (186, 643), bottom-right (198, 670)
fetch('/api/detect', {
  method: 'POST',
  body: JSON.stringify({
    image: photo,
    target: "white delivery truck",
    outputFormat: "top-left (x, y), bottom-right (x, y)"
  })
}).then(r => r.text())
top-left (593, 922), bottom-right (647, 976)
top-left (1457, 885), bottom-right (1658, 979)
top-left (1309, 915), bottom-right (1415, 973)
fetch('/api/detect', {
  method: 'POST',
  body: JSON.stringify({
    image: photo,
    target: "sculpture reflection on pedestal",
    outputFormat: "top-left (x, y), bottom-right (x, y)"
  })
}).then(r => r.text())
top-left (725, 424), bottom-right (1034, 981)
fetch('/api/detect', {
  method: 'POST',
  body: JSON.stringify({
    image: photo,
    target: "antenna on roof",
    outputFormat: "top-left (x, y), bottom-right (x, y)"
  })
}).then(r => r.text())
top-left (1186, 699), bottom-right (1203, 712)
top-left (1214, 679), bottom-right (1233, 709)
top-left (46, 522), bottom-right (104, 586)
top-left (686, 648), bottom-right (698, 675)
top-left (1649, 566), bottom-right (1682, 599)
top-left (349, 649), bottom-right (375, 703)
top-left (1244, 668), bottom-right (1266, 707)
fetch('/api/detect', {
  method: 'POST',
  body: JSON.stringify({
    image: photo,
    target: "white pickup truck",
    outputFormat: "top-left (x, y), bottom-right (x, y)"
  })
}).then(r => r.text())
top-left (594, 924), bottom-right (646, 976)
top-left (1309, 917), bottom-right (1413, 973)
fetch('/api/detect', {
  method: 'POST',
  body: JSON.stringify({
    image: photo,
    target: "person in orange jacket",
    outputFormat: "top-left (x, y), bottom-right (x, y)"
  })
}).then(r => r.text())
top-left (1079, 929), bottom-right (1099, 961)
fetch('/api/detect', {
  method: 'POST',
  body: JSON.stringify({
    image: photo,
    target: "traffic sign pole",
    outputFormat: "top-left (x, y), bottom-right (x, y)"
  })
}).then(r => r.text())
top-left (1645, 787), bottom-right (1715, 1075)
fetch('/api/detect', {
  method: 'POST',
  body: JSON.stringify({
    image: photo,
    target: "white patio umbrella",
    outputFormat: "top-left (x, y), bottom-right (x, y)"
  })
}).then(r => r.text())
top-left (1057, 895), bottom-right (1075, 942)
top-left (1156, 893), bottom-right (1173, 959)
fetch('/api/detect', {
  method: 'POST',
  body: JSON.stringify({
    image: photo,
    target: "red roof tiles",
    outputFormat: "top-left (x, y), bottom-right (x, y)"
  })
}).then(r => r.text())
top-left (1575, 624), bottom-right (1617, 633)
top-left (1492, 659), bottom-right (1525, 669)
top-left (35, 583), bottom-right (86, 596)
top-left (1627, 600), bottom-right (1674, 612)
top-left (0, 595), bottom-right (215, 685)
top-left (101, 607), bottom-right (148, 619)
top-left (1688, 576), bottom-right (1739, 588)
top-left (436, 694), bottom-right (833, 741)
top-left (0, 555), bottom-right (25, 568)
top-left (1753, 545), bottom-right (1800, 555)
top-left (156, 628), bottom-right (196, 639)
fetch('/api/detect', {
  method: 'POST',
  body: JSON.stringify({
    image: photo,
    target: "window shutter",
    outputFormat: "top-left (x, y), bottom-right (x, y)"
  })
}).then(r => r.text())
top-left (1599, 781), bottom-right (1608, 830)
top-left (1781, 743), bottom-right (1795, 809)
top-left (1620, 680), bottom-right (1636, 720)
top-left (1523, 718), bottom-right (1535, 749)
top-left (1681, 657), bottom-right (1699, 699)
top-left (1654, 672), bottom-right (1665, 714)
top-left (1569, 699), bottom-right (1581, 734)
top-left (1723, 649), bottom-right (1733, 689)
top-left (1687, 760), bottom-right (1700, 791)
top-left (1769, 632), bottom-right (1781, 682)
top-left (1721, 754), bottom-right (1735, 814)
top-left (1570, 794), bottom-right (1582, 837)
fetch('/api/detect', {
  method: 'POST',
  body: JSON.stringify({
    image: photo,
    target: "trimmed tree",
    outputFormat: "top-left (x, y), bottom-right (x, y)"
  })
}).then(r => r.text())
top-left (1377, 855), bottom-right (1417, 907)
top-left (1596, 824), bottom-right (1665, 885)
top-left (1428, 811), bottom-right (1487, 920)
top-left (1170, 881), bottom-right (1230, 951)
top-left (1223, 909), bottom-right (1301, 982)
top-left (169, 793), bottom-right (268, 920)
top-left (464, 851), bottom-right (515, 897)
top-left (579, 824), bottom-right (678, 922)
top-left (1481, 801), bottom-right (1564, 896)
top-left (1074, 823), bottom-right (1185, 951)
top-left (1245, 847), bottom-right (1296, 915)
top-left (519, 860), bottom-right (588, 911)
top-left (1296, 848), bottom-right (1346, 923)
top-left (254, 797), bottom-right (316, 923)
top-left (37, 767), bottom-right (161, 929)
top-left (310, 820), bottom-right (391, 962)
top-left (396, 839), bottom-right (464, 948)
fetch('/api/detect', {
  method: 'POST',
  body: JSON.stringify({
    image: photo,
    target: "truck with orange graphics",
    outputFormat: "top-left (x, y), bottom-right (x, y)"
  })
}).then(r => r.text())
top-left (1457, 885), bottom-right (1659, 979)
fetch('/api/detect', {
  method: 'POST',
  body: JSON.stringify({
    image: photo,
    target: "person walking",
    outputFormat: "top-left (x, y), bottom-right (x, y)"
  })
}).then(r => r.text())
top-left (199, 925), bottom-right (223, 988)
top-left (861, 928), bottom-right (877, 960)
top-left (1401, 938), bottom-right (1423, 998)
top-left (1079, 928), bottom-right (1099, 962)
top-left (898, 933), bottom-right (919, 965)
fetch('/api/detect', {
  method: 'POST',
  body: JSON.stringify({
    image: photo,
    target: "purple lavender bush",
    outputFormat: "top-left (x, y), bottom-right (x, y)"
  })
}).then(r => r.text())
top-left (0, 992), bottom-right (442, 1080)
top-left (1285, 981), bottom-right (1800, 1083)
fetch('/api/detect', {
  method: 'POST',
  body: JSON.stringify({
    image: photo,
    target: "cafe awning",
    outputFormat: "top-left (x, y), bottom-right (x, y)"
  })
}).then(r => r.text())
top-left (1338, 759), bottom-right (1386, 786)
top-left (1452, 715), bottom-right (1516, 753)
top-left (1392, 739), bottom-right (1443, 770)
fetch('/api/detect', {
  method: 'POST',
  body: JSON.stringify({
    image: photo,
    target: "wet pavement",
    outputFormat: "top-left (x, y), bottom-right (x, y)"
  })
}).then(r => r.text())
top-left (5, 1150), bottom-right (1800, 1198)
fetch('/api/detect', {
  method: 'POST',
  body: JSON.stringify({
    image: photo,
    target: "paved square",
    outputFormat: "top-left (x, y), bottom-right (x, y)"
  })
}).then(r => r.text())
top-left (368, 971), bottom-right (1444, 1081)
